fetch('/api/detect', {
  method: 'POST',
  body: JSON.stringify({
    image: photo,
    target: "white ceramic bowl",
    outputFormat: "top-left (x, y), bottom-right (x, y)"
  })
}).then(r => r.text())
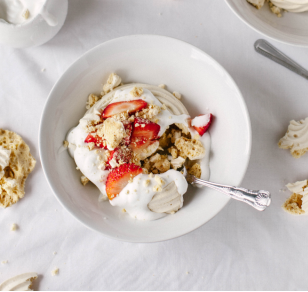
top-left (39, 35), bottom-right (251, 243)
top-left (0, 0), bottom-right (68, 48)
top-left (225, 0), bottom-right (308, 47)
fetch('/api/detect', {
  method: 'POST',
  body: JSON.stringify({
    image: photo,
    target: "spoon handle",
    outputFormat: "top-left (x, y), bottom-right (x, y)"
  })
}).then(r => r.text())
top-left (188, 175), bottom-right (271, 211)
top-left (254, 39), bottom-right (308, 80)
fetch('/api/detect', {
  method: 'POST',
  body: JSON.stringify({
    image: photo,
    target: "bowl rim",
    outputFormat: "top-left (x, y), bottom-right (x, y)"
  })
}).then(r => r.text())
top-left (39, 34), bottom-right (252, 243)
top-left (225, 0), bottom-right (308, 48)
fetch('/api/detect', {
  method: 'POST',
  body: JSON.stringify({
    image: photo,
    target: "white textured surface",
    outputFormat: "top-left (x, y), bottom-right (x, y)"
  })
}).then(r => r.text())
top-left (0, 0), bottom-right (308, 290)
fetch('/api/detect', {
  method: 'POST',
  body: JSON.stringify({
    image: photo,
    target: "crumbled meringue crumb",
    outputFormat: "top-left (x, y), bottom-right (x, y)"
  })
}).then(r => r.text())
top-left (171, 156), bottom-right (186, 170)
top-left (168, 146), bottom-right (178, 159)
top-left (10, 223), bottom-right (17, 231)
top-left (154, 175), bottom-right (165, 186)
top-left (161, 104), bottom-right (167, 110)
top-left (63, 140), bottom-right (69, 148)
top-left (246, 0), bottom-right (264, 9)
top-left (269, 1), bottom-right (282, 17)
top-left (86, 94), bottom-right (100, 109)
top-left (136, 104), bottom-right (161, 119)
top-left (81, 175), bottom-right (89, 186)
top-left (188, 163), bottom-right (201, 178)
top-left (1, 260), bottom-right (8, 264)
top-left (103, 73), bottom-right (122, 93)
top-left (144, 179), bottom-right (151, 187)
top-left (175, 137), bottom-right (205, 160)
top-left (173, 91), bottom-right (182, 99)
top-left (122, 208), bottom-right (126, 213)
top-left (51, 268), bottom-right (59, 276)
top-left (158, 84), bottom-right (166, 89)
top-left (153, 185), bottom-right (162, 192)
top-left (97, 118), bottom-right (125, 150)
top-left (22, 9), bottom-right (29, 19)
top-left (130, 87), bottom-right (143, 97)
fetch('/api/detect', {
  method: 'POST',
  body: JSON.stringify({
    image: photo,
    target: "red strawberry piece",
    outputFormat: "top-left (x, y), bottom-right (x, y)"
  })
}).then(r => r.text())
top-left (129, 137), bottom-right (159, 155)
top-left (131, 117), bottom-right (160, 140)
top-left (105, 147), bottom-right (132, 170)
top-left (84, 134), bottom-right (107, 149)
top-left (122, 121), bottom-right (133, 146)
top-left (106, 163), bottom-right (143, 200)
top-left (102, 100), bottom-right (147, 118)
top-left (191, 114), bottom-right (213, 136)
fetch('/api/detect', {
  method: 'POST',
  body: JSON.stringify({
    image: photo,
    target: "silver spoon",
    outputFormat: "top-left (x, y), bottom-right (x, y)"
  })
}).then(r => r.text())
top-left (254, 39), bottom-right (308, 80)
top-left (182, 166), bottom-right (271, 211)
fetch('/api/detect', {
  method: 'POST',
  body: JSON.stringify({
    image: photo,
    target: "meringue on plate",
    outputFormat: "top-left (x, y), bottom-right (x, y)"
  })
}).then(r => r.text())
top-left (247, 0), bottom-right (308, 16)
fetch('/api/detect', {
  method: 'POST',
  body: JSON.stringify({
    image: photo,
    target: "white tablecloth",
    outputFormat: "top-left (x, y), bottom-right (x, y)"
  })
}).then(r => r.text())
top-left (1, 0), bottom-right (308, 290)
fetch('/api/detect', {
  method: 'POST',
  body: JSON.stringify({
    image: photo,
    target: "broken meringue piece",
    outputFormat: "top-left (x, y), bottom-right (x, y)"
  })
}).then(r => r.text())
top-left (246, 0), bottom-right (265, 9)
top-left (0, 272), bottom-right (38, 291)
top-left (278, 118), bottom-right (308, 158)
top-left (283, 180), bottom-right (308, 215)
top-left (148, 181), bottom-right (183, 214)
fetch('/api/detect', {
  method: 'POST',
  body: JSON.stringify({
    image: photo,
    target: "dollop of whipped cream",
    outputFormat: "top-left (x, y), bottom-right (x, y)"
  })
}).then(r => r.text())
top-left (67, 85), bottom-right (210, 220)
top-left (111, 171), bottom-right (187, 220)
top-left (271, 0), bottom-right (308, 12)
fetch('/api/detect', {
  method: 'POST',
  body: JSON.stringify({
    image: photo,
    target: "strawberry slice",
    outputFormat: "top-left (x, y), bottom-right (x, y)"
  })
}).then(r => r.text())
top-left (131, 117), bottom-right (160, 140)
top-left (106, 163), bottom-right (143, 199)
top-left (84, 134), bottom-right (107, 149)
top-left (122, 121), bottom-right (133, 146)
top-left (191, 114), bottom-right (213, 136)
top-left (105, 147), bottom-right (132, 170)
top-left (102, 100), bottom-right (147, 118)
top-left (129, 137), bottom-right (158, 155)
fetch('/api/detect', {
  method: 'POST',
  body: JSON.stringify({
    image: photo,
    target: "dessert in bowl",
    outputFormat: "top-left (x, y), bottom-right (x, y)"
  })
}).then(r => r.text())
top-left (66, 74), bottom-right (212, 221)
top-left (225, 0), bottom-right (308, 47)
top-left (39, 35), bottom-right (251, 242)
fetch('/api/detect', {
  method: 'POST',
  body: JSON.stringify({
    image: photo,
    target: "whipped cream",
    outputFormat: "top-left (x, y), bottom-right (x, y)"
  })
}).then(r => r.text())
top-left (111, 170), bottom-right (187, 220)
top-left (191, 114), bottom-right (211, 128)
top-left (271, 0), bottom-right (308, 12)
top-left (0, 146), bottom-right (11, 179)
top-left (0, 0), bottom-right (45, 25)
top-left (67, 84), bottom-right (211, 220)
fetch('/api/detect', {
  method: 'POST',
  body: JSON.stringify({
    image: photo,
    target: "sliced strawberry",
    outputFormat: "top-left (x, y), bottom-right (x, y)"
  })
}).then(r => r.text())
top-left (191, 114), bottom-right (213, 136)
top-left (105, 147), bottom-right (132, 170)
top-left (102, 100), bottom-right (147, 118)
top-left (129, 137), bottom-right (158, 155)
top-left (106, 163), bottom-right (143, 200)
top-left (84, 134), bottom-right (107, 149)
top-left (122, 121), bottom-right (133, 146)
top-left (131, 117), bottom-right (160, 140)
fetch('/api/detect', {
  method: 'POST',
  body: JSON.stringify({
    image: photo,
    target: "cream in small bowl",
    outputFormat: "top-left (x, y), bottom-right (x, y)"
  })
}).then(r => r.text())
top-left (0, 0), bottom-right (68, 48)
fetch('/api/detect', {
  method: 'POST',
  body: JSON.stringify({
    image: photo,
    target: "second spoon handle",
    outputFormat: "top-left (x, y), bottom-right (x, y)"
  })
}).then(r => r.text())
top-left (254, 39), bottom-right (308, 80)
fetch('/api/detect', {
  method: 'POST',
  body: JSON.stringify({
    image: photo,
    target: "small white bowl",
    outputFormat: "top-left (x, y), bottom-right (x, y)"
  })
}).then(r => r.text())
top-left (225, 0), bottom-right (308, 47)
top-left (39, 35), bottom-right (251, 243)
top-left (0, 0), bottom-right (68, 48)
